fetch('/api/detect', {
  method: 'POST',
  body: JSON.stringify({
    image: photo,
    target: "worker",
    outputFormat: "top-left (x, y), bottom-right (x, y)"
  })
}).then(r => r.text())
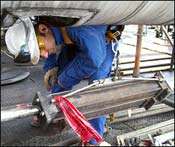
top-left (5, 17), bottom-right (124, 146)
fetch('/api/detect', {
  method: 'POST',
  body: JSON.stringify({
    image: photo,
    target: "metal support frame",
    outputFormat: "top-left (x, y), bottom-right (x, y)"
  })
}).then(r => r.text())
top-left (116, 119), bottom-right (174, 146)
top-left (161, 92), bottom-right (174, 107)
top-left (140, 71), bottom-right (173, 110)
top-left (1, 72), bottom-right (173, 128)
top-left (170, 47), bottom-right (175, 70)
top-left (161, 25), bottom-right (174, 70)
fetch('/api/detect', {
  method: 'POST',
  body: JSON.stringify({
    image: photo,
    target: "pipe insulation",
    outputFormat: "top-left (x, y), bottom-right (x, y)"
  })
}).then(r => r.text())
top-left (1, 1), bottom-right (174, 25)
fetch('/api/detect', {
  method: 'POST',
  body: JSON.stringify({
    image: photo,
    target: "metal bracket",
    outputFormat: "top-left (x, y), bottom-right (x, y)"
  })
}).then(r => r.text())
top-left (141, 71), bottom-right (171, 110)
top-left (161, 92), bottom-right (174, 108)
top-left (32, 91), bottom-right (59, 129)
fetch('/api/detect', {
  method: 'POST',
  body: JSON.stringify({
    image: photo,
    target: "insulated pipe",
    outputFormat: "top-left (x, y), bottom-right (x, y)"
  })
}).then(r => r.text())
top-left (1, 1), bottom-right (174, 26)
top-left (1, 105), bottom-right (39, 122)
top-left (133, 25), bottom-right (143, 77)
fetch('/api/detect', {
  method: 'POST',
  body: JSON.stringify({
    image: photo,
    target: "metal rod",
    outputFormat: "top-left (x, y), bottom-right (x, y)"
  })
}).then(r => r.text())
top-left (170, 47), bottom-right (174, 70)
top-left (121, 63), bottom-right (172, 71)
top-left (133, 25), bottom-right (144, 77)
top-left (161, 25), bottom-right (174, 70)
top-left (119, 57), bottom-right (171, 65)
top-left (49, 81), bottom-right (100, 103)
top-left (108, 105), bottom-right (173, 124)
top-left (120, 77), bottom-right (164, 82)
top-left (1, 105), bottom-right (39, 122)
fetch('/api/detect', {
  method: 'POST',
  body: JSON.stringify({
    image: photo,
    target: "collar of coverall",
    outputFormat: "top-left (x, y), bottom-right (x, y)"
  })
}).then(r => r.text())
top-left (51, 26), bottom-right (74, 45)
top-left (50, 25), bottom-right (122, 47)
top-left (50, 26), bottom-right (65, 45)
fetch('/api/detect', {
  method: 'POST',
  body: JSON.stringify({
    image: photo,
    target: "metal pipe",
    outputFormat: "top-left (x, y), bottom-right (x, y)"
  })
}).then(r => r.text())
top-left (119, 57), bottom-right (171, 65)
top-left (1, 1), bottom-right (174, 25)
top-left (121, 63), bottom-right (172, 71)
top-left (161, 25), bottom-right (174, 70)
top-left (1, 105), bottom-right (39, 122)
top-left (49, 81), bottom-right (100, 103)
top-left (109, 105), bottom-right (173, 124)
top-left (120, 77), bottom-right (164, 82)
top-left (170, 48), bottom-right (175, 70)
top-left (170, 47), bottom-right (174, 70)
top-left (133, 25), bottom-right (144, 77)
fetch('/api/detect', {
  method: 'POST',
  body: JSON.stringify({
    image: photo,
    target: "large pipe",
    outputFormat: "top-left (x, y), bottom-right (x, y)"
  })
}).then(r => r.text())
top-left (1, 1), bottom-right (174, 25)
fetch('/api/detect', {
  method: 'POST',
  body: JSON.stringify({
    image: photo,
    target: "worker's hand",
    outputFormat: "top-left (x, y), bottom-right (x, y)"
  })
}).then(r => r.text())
top-left (44, 67), bottom-right (58, 91)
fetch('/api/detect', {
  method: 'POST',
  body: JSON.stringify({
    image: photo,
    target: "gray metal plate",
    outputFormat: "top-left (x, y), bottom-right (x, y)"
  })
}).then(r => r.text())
top-left (1, 67), bottom-right (30, 86)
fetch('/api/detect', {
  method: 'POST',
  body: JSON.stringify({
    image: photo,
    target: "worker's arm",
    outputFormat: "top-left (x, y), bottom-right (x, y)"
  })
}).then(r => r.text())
top-left (43, 45), bottom-right (75, 91)
top-left (43, 54), bottom-right (57, 72)
top-left (42, 54), bottom-right (58, 91)
top-left (51, 26), bottom-right (107, 93)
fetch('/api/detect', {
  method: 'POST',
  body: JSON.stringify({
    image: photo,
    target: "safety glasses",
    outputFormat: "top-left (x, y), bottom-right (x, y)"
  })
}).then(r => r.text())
top-left (37, 35), bottom-right (45, 54)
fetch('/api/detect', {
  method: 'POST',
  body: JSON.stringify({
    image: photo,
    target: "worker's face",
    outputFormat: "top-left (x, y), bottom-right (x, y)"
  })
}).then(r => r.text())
top-left (38, 24), bottom-right (60, 58)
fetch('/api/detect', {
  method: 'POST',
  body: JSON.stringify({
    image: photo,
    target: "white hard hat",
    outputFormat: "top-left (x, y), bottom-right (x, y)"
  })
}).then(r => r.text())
top-left (5, 17), bottom-right (40, 65)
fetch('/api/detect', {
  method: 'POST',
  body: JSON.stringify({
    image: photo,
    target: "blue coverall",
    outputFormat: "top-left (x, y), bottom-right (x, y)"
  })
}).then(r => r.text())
top-left (43, 25), bottom-right (118, 145)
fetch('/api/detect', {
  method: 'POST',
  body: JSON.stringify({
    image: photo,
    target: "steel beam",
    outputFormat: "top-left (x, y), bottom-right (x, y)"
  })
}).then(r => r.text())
top-left (1, 72), bottom-right (172, 125)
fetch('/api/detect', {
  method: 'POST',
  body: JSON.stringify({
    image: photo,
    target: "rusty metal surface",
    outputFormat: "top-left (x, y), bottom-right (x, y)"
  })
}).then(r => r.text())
top-left (52, 79), bottom-right (163, 122)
